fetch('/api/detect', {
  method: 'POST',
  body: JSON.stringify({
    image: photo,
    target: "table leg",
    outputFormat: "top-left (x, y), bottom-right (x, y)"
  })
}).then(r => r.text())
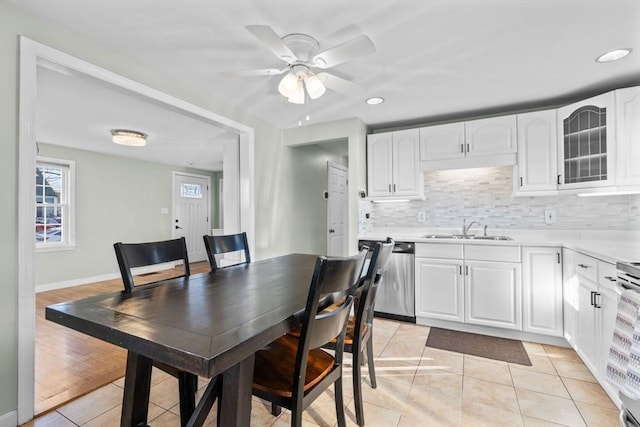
top-left (121, 351), bottom-right (153, 427)
top-left (217, 355), bottom-right (254, 427)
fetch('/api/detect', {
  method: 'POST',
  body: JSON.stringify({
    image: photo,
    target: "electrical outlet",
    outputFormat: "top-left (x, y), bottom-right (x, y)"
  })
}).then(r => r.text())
top-left (544, 209), bottom-right (557, 224)
top-left (417, 211), bottom-right (426, 223)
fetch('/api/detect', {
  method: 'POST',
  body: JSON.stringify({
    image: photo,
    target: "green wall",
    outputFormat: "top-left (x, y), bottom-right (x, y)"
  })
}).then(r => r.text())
top-left (35, 143), bottom-right (217, 286)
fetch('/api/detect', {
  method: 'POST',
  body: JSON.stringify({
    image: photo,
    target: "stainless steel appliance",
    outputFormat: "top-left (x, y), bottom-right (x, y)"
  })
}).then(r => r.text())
top-left (617, 261), bottom-right (640, 426)
top-left (358, 239), bottom-right (415, 323)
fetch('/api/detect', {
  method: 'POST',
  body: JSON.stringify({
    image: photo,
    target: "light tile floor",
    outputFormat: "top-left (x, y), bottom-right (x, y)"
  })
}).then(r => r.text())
top-left (24, 319), bottom-right (619, 426)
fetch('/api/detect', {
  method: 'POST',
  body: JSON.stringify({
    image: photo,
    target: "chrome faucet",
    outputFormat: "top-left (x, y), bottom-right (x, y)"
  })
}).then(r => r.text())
top-left (462, 219), bottom-right (478, 236)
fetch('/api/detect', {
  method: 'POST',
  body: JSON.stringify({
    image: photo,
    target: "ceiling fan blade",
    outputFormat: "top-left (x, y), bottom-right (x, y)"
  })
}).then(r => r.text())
top-left (312, 35), bottom-right (376, 69)
top-left (222, 68), bottom-right (288, 77)
top-left (245, 25), bottom-right (297, 62)
top-left (317, 72), bottom-right (363, 97)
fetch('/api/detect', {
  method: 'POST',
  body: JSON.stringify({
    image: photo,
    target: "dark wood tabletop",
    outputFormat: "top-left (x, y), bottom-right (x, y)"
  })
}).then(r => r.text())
top-left (46, 253), bottom-right (319, 427)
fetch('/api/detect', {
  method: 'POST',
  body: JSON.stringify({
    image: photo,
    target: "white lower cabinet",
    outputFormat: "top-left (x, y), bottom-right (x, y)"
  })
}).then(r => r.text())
top-left (415, 258), bottom-right (464, 322)
top-left (522, 247), bottom-right (563, 337)
top-left (465, 260), bottom-right (522, 330)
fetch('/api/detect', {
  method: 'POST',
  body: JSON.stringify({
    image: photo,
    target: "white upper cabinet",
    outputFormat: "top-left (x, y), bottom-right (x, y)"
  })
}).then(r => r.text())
top-left (557, 92), bottom-right (616, 189)
top-left (515, 110), bottom-right (558, 195)
top-left (615, 86), bottom-right (640, 187)
top-left (367, 129), bottom-right (422, 198)
top-left (420, 115), bottom-right (517, 171)
top-left (465, 115), bottom-right (517, 157)
top-left (419, 122), bottom-right (465, 161)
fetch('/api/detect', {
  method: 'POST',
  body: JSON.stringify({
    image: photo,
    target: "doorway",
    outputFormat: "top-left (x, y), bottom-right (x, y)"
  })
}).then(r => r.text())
top-left (327, 161), bottom-right (348, 256)
top-left (18, 37), bottom-right (255, 424)
top-left (172, 172), bottom-right (211, 262)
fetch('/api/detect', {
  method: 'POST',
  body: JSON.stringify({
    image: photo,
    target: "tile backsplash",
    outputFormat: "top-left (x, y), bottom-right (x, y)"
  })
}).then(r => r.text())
top-left (360, 167), bottom-right (640, 233)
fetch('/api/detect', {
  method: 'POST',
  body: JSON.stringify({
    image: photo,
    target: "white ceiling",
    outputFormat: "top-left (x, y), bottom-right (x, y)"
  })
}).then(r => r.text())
top-left (17, 0), bottom-right (640, 154)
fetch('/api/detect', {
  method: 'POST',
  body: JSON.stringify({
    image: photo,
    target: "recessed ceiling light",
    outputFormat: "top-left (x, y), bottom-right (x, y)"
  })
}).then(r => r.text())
top-left (366, 97), bottom-right (385, 105)
top-left (595, 48), bottom-right (632, 63)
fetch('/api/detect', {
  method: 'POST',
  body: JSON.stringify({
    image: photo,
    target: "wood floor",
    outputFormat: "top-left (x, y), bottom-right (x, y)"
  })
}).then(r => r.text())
top-left (35, 261), bottom-right (211, 416)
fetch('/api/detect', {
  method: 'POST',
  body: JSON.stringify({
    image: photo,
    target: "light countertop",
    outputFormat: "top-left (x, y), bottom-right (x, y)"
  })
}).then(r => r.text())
top-left (358, 228), bottom-right (640, 264)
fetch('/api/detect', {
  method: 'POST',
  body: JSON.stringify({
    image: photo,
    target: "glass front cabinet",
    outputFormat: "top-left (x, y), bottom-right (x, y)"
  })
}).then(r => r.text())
top-left (556, 92), bottom-right (616, 189)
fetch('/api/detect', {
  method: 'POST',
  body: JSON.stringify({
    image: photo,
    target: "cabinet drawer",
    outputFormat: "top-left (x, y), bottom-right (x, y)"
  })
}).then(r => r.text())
top-left (598, 261), bottom-right (618, 291)
top-left (415, 243), bottom-right (463, 259)
top-left (574, 253), bottom-right (598, 282)
top-left (464, 245), bottom-right (520, 262)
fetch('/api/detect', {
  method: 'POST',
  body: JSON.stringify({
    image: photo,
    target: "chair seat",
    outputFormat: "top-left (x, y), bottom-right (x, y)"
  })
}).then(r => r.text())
top-left (253, 335), bottom-right (335, 398)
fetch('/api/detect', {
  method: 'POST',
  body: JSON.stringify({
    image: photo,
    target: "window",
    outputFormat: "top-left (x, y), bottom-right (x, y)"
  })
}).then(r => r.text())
top-left (36, 157), bottom-right (75, 251)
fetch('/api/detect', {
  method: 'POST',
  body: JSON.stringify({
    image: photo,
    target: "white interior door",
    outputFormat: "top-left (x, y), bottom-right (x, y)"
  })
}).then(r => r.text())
top-left (327, 161), bottom-right (348, 256)
top-left (172, 172), bottom-right (210, 262)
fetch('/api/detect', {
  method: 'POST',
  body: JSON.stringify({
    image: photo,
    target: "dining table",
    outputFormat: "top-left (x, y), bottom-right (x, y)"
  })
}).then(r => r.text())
top-left (45, 253), bottom-right (320, 427)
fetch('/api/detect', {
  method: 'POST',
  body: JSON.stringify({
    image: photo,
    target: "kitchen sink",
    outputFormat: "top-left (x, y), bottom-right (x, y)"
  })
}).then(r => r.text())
top-left (421, 234), bottom-right (513, 241)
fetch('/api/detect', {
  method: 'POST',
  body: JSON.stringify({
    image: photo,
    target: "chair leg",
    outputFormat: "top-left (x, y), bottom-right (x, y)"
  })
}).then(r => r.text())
top-left (352, 349), bottom-right (365, 427)
top-left (366, 336), bottom-right (377, 389)
top-left (292, 407), bottom-right (304, 427)
top-left (271, 402), bottom-right (282, 416)
top-left (335, 378), bottom-right (347, 427)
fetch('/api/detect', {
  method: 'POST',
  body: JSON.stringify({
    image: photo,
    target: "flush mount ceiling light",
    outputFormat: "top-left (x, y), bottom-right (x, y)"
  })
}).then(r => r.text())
top-left (595, 48), bottom-right (632, 63)
top-left (366, 97), bottom-right (385, 105)
top-left (111, 129), bottom-right (147, 147)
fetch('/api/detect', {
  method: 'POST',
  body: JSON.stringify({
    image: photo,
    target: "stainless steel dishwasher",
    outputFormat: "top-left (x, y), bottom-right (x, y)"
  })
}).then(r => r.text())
top-left (358, 240), bottom-right (415, 323)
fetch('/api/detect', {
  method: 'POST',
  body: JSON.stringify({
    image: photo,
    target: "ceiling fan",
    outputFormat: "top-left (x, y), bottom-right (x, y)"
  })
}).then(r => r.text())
top-left (226, 25), bottom-right (376, 104)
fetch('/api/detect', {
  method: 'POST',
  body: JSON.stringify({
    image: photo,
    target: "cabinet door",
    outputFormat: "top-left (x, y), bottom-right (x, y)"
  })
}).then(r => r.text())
top-left (415, 258), bottom-right (464, 322)
top-left (616, 87), bottom-right (640, 186)
top-left (557, 92), bottom-right (616, 189)
top-left (419, 122), bottom-right (465, 161)
top-left (465, 261), bottom-right (522, 330)
top-left (597, 285), bottom-right (618, 379)
top-left (576, 278), bottom-right (598, 373)
top-left (367, 133), bottom-right (393, 197)
top-left (465, 115), bottom-right (517, 157)
top-left (563, 249), bottom-right (579, 346)
top-left (522, 247), bottom-right (563, 336)
top-left (392, 129), bottom-right (421, 196)
top-left (516, 110), bottom-right (558, 193)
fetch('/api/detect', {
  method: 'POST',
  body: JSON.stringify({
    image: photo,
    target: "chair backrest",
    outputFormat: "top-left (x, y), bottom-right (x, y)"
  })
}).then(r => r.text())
top-left (354, 238), bottom-right (394, 334)
top-left (114, 237), bottom-right (190, 293)
top-left (293, 249), bottom-right (368, 396)
top-left (202, 232), bottom-right (251, 271)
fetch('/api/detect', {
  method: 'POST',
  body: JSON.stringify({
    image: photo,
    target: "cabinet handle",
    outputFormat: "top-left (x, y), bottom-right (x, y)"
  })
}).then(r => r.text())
top-left (578, 264), bottom-right (589, 269)
top-left (460, 143), bottom-right (464, 153)
top-left (465, 265), bottom-right (469, 276)
top-left (557, 253), bottom-right (561, 264)
top-left (557, 175), bottom-right (561, 185)
top-left (520, 177), bottom-right (523, 187)
top-left (388, 184), bottom-right (392, 193)
top-left (604, 276), bottom-right (617, 282)
top-left (466, 143), bottom-right (470, 153)
top-left (459, 265), bottom-right (462, 275)
top-left (590, 291), bottom-right (595, 306)
top-left (594, 292), bottom-right (602, 309)
top-left (393, 184), bottom-right (396, 193)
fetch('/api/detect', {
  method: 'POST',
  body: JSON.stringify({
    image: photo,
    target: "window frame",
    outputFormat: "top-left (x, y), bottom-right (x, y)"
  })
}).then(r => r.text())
top-left (36, 156), bottom-right (76, 252)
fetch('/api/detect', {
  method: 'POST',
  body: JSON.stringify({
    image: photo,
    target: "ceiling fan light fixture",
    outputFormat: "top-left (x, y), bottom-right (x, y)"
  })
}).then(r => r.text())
top-left (278, 72), bottom-right (299, 97)
top-left (288, 79), bottom-right (305, 104)
top-left (111, 129), bottom-right (147, 147)
top-left (304, 73), bottom-right (326, 99)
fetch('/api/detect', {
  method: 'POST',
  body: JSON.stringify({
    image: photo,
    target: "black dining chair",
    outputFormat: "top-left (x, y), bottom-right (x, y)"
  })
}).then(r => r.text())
top-left (113, 237), bottom-right (213, 426)
top-left (324, 238), bottom-right (394, 426)
top-left (252, 249), bottom-right (368, 427)
top-left (202, 232), bottom-right (251, 271)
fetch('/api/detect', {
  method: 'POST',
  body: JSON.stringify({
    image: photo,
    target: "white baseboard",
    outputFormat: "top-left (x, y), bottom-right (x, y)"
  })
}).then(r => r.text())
top-left (0, 410), bottom-right (17, 427)
top-left (35, 262), bottom-right (178, 293)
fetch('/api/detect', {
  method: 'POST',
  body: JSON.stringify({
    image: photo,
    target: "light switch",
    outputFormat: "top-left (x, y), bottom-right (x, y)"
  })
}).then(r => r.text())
top-left (417, 211), bottom-right (426, 223)
top-left (544, 209), bottom-right (557, 224)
